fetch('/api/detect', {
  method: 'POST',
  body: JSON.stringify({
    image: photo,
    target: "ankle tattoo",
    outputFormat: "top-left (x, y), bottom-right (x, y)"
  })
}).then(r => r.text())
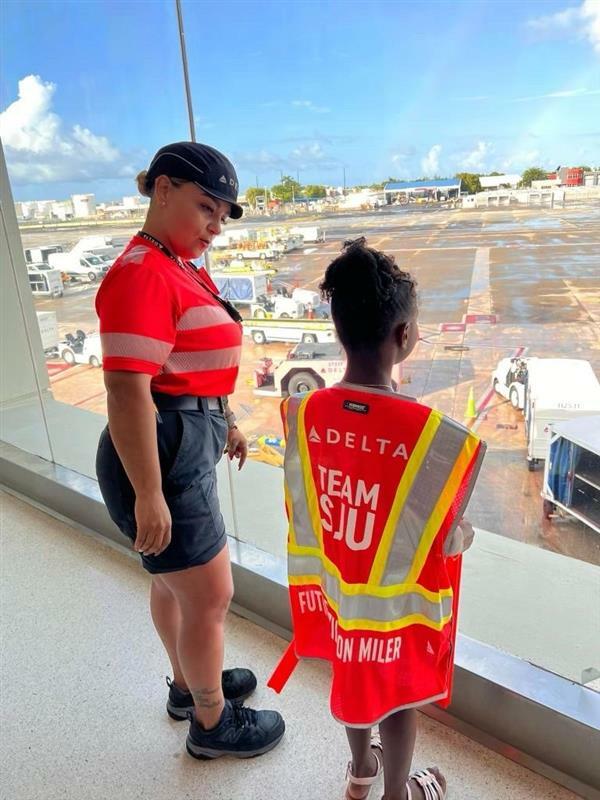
top-left (190, 686), bottom-right (222, 709)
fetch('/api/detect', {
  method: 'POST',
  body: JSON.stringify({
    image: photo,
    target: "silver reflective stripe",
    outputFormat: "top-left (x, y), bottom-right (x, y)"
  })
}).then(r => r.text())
top-left (100, 332), bottom-right (173, 364)
top-left (289, 554), bottom-right (452, 626)
top-left (380, 417), bottom-right (468, 586)
top-left (177, 305), bottom-right (233, 331)
top-left (119, 245), bottom-right (150, 266)
top-left (163, 345), bottom-right (241, 374)
top-left (284, 394), bottom-right (320, 549)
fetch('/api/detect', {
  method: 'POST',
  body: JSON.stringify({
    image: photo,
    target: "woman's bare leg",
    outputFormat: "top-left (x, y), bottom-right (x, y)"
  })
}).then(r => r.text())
top-left (159, 546), bottom-right (233, 729)
top-left (150, 576), bottom-right (186, 688)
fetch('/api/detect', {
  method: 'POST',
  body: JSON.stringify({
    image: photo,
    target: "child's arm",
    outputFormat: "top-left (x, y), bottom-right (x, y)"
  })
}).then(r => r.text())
top-left (443, 518), bottom-right (475, 556)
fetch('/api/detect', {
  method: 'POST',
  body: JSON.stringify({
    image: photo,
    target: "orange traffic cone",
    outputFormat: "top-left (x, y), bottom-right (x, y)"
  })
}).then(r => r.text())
top-left (465, 387), bottom-right (477, 419)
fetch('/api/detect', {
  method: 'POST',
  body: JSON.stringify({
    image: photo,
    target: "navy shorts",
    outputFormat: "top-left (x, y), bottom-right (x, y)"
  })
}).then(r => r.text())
top-left (96, 406), bottom-right (229, 574)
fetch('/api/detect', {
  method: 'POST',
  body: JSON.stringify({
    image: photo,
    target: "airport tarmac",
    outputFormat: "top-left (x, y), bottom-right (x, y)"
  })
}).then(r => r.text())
top-left (28, 203), bottom-right (600, 565)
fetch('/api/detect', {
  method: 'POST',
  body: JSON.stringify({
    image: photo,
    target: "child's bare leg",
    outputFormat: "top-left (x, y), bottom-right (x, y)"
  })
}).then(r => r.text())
top-left (379, 709), bottom-right (446, 800)
top-left (345, 727), bottom-right (379, 799)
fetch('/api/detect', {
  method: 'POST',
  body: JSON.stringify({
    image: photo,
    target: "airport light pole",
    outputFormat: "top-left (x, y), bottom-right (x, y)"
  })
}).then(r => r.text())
top-left (175, 0), bottom-right (196, 143)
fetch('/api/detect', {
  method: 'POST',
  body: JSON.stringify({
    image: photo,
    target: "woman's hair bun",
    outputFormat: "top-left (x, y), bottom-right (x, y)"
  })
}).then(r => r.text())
top-left (136, 170), bottom-right (152, 197)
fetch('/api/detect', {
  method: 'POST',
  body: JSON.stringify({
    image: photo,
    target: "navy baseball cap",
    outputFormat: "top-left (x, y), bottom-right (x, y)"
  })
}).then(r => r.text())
top-left (146, 141), bottom-right (243, 219)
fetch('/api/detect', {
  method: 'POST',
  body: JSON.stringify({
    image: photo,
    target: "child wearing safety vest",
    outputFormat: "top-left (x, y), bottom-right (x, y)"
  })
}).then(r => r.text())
top-left (273, 238), bottom-right (484, 800)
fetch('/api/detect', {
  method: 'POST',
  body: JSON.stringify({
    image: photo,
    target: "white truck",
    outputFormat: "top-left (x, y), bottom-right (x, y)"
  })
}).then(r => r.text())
top-left (541, 416), bottom-right (600, 533)
top-left (290, 225), bottom-right (326, 243)
top-left (36, 311), bottom-right (59, 355)
top-left (251, 296), bottom-right (305, 320)
top-left (24, 244), bottom-right (64, 264)
top-left (211, 229), bottom-right (251, 249)
top-left (270, 234), bottom-right (304, 254)
top-left (212, 271), bottom-right (270, 306)
top-left (70, 235), bottom-right (115, 255)
top-left (243, 318), bottom-right (336, 345)
top-left (59, 331), bottom-right (103, 367)
top-left (48, 251), bottom-right (109, 283)
top-left (254, 342), bottom-right (346, 396)
top-left (28, 266), bottom-right (64, 298)
top-left (523, 359), bottom-right (600, 470)
top-left (228, 246), bottom-right (280, 261)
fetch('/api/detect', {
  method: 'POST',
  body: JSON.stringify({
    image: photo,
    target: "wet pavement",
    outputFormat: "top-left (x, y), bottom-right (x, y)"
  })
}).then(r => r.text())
top-left (27, 203), bottom-right (600, 566)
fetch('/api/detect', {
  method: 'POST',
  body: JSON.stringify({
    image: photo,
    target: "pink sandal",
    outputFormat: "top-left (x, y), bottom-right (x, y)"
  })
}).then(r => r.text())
top-left (344, 732), bottom-right (384, 800)
top-left (406, 768), bottom-right (447, 800)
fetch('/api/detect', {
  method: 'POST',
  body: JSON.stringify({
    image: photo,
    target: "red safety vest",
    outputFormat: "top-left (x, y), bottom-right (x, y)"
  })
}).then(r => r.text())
top-left (269, 385), bottom-right (486, 727)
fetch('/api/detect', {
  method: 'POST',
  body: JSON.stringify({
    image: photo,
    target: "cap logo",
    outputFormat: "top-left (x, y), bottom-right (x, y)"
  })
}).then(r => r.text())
top-left (219, 175), bottom-right (227, 184)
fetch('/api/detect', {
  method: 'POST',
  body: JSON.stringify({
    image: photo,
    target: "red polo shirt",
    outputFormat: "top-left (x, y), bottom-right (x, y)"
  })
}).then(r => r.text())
top-left (95, 235), bottom-right (242, 396)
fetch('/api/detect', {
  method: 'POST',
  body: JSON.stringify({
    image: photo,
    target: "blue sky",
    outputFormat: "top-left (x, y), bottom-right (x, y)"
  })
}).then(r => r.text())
top-left (1, 0), bottom-right (599, 201)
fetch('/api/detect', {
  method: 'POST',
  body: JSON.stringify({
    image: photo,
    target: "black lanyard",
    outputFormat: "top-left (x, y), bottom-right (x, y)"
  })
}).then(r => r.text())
top-left (137, 231), bottom-right (243, 324)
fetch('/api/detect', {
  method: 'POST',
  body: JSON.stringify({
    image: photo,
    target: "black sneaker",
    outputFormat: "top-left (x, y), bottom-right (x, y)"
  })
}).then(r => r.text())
top-left (186, 699), bottom-right (285, 759)
top-left (166, 670), bottom-right (257, 720)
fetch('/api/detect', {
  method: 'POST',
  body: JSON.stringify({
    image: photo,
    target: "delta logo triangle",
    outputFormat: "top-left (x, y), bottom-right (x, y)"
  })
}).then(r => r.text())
top-left (308, 426), bottom-right (321, 443)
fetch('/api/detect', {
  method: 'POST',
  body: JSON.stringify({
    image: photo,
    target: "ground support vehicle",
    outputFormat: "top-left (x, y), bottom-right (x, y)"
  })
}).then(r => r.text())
top-left (523, 359), bottom-right (600, 470)
top-left (254, 342), bottom-right (345, 397)
top-left (36, 311), bottom-right (59, 355)
top-left (212, 272), bottom-right (270, 306)
top-left (243, 317), bottom-right (335, 345)
top-left (251, 296), bottom-right (305, 320)
top-left (59, 331), bottom-right (103, 367)
top-left (542, 416), bottom-right (600, 533)
top-left (28, 267), bottom-right (64, 297)
top-left (492, 356), bottom-right (531, 409)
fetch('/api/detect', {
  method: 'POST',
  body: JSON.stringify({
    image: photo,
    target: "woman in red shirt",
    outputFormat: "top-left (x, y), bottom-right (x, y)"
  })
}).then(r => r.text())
top-left (96, 142), bottom-right (284, 759)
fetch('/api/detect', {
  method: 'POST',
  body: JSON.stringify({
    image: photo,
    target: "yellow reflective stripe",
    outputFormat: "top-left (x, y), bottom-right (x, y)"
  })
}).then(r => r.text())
top-left (368, 410), bottom-right (443, 586)
top-left (403, 433), bottom-right (479, 585)
top-left (296, 391), bottom-right (324, 550)
top-left (289, 574), bottom-right (452, 633)
top-left (284, 479), bottom-right (297, 547)
top-left (281, 397), bottom-right (295, 546)
top-left (288, 543), bottom-right (452, 604)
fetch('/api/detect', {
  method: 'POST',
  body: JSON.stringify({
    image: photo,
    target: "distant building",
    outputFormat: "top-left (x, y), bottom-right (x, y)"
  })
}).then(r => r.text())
top-left (479, 174), bottom-right (521, 190)
top-left (50, 201), bottom-right (73, 221)
top-left (583, 171), bottom-right (600, 187)
top-left (15, 200), bottom-right (59, 220)
top-left (384, 178), bottom-right (461, 201)
top-left (72, 193), bottom-right (96, 218)
top-left (531, 177), bottom-right (560, 190)
top-left (548, 168), bottom-right (584, 187)
top-left (122, 195), bottom-right (148, 209)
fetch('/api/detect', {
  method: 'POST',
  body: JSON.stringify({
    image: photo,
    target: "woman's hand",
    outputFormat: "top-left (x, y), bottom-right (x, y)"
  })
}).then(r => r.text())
top-left (134, 490), bottom-right (172, 556)
top-left (227, 427), bottom-right (248, 470)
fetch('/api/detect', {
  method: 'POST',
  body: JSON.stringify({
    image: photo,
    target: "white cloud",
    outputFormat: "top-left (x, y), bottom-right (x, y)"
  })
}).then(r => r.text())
top-left (582, 0), bottom-right (600, 52)
top-left (512, 87), bottom-right (600, 101)
top-left (421, 145), bottom-right (442, 176)
top-left (291, 99), bottom-right (331, 113)
top-left (0, 74), bottom-right (132, 184)
top-left (501, 149), bottom-right (542, 171)
top-left (527, 0), bottom-right (600, 54)
top-left (460, 141), bottom-right (493, 171)
top-left (235, 139), bottom-right (340, 176)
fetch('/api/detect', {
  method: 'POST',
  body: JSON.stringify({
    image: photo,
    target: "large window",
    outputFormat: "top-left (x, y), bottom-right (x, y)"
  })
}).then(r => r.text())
top-left (1, 0), bottom-right (599, 693)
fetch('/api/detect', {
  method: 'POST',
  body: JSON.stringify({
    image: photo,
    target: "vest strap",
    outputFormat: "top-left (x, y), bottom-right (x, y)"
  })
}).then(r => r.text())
top-left (267, 640), bottom-right (299, 693)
